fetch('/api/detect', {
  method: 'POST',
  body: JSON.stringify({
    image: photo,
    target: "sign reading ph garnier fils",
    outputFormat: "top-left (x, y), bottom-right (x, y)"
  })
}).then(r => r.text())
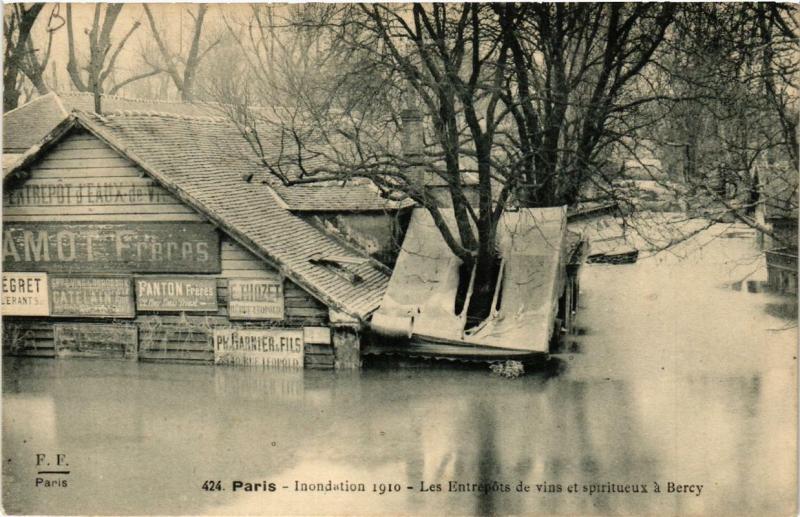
top-left (1, 272), bottom-right (49, 316)
top-left (228, 278), bottom-right (284, 320)
top-left (213, 328), bottom-right (303, 368)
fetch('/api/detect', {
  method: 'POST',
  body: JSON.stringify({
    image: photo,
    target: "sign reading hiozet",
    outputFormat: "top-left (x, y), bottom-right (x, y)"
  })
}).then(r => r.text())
top-left (228, 278), bottom-right (284, 320)
top-left (2, 222), bottom-right (220, 273)
top-left (213, 328), bottom-right (304, 368)
top-left (2, 272), bottom-right (49, 316)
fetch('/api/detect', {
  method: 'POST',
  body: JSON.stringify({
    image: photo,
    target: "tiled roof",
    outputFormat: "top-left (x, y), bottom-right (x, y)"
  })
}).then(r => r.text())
top-left (3, 91), bottom-right (218, 153)
top-left (6, 111), bottom-right (391, 320)
top-left (4, 93), bottom-right (67, 153)
top-left (3, 92), bottom-right (413, 212)
top-left (269, 181), bottom-right (414, 212)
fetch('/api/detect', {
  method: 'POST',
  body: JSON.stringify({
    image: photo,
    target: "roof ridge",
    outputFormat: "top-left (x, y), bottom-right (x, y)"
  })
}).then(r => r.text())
top-left (87, 109), bottom-right (230, 123)
top-left (289, 179), bottom-right (374, 187)
top-left (54, 90), bottom-right (300, 114)
top-left (56, 90), bottom-right (208, 107)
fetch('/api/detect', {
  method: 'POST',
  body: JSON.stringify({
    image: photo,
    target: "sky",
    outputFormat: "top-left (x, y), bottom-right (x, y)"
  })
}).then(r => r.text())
top-left (16, 3), bottom-right (268, 98)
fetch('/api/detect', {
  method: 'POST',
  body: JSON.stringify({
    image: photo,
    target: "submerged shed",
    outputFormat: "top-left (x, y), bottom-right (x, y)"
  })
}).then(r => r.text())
top-left (2, 110), bottom-right (392, 368)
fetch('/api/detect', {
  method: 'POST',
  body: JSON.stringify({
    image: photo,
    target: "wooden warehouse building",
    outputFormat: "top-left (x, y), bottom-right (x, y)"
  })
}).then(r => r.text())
top-left (2, 107), bottom-right (398, 369)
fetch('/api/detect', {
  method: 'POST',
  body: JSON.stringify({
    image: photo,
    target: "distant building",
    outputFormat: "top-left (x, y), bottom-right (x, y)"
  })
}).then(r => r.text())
top-left (757, 164), bottom-right (798, 295)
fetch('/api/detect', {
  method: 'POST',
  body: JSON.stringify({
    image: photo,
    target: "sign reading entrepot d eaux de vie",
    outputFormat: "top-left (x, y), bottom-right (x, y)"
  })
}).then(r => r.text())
top-left (2, 222), bottom-right (220, 273)
top-left (228, 278), bottom-right (284, 320)
top-left (135, 277), bottom-right (218, 311)
top-left (213, 328), bottom-right (304, 368)
top-left (49, 276), bottom-right (135, 318)
top-left (3, 178), bottom-right (174, 207)
top-left (2, 272), bottom-right (49, 316)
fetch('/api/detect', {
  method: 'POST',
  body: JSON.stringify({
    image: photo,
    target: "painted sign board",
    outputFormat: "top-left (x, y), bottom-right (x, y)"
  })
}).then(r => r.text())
top-left (303, 326), bottom-right (331, 345)
top-left (228, 278), bottom-right (284, 320)
top-left (2, 222), bottom-right (220, 273)
top-left (2, 272), bottom-right (49, 316)
top-left (3, 178), bottom-right (175, 207)
top-left (135, 276), bottom-right (218, 312)
top-left (54, 323), bottom-right (138, 360)
top-left (213, 328), bottom-right (304, 368)
top-left (49, 276), bottom-right (135, 318)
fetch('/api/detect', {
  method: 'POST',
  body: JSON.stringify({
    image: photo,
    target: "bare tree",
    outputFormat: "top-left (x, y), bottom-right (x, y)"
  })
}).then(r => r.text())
top-left (210, 4), bottom-right (678, 319)
top-left (205, 4), bottom-right (336, 106)
top-left (4, 3), bottom-right (45, 111)
top-left (653, 3), bottom-right (798, 246)
top-left (66, 3), bottom-right (160, 112)
top-left (4, 3), bottom-right (66, 110)
top-left (141, 4), bottom-right (221, 101)
top-left (19, 4), bottom-right (65, 98)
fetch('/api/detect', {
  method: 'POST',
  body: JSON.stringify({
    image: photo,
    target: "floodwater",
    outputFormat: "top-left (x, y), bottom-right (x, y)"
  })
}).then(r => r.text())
top-left (2, 225), bottom-right (797, 516)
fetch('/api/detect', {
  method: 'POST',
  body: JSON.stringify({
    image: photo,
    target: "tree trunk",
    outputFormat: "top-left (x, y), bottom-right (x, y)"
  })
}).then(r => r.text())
top-left (4, 4), bottom-right (45, 111)
top-left (3, 82), bottom-right (21, 112)
top-left (28, 69), bottom-right (50, 96)
top-left (465, 245), bottom-right (502, 329)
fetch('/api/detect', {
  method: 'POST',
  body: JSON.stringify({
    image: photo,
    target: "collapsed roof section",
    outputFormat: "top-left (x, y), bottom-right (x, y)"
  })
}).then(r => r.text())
top-left (371, 207), bottom-right (568, 355)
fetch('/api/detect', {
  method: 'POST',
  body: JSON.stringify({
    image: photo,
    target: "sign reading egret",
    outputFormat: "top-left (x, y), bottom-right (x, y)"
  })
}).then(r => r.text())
top-left (213, 328), bottom-right (304, 368)
top-left (2, 272), bottom-right (49, 316)
top-left (135, 277), bottom-right (218, 311)
top-left (2, 222), bottom-right (220, 273)
top-left (49, 276), bottom-right (135, 318)
top-left (228, 278), bottom-right (284, 320)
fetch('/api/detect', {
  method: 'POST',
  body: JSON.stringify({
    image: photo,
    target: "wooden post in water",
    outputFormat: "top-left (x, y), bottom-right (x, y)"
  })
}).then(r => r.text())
top-left (333, 327), bottom-right (361, 369)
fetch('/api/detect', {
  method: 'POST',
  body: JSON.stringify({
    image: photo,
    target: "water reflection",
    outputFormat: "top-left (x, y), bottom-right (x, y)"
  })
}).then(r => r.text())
top-left (3, 228), bottom-right (796, 516)
top-left (764, 301), bottom-right (798, 321)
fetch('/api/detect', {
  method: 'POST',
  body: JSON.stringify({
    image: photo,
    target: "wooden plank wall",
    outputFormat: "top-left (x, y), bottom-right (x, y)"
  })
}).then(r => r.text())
top-left (3, 244), bottom-right (333, 368)
top-left (3, 130), bottom-right (203, 223)
top-left (3, 129), bottom-right (334, 368)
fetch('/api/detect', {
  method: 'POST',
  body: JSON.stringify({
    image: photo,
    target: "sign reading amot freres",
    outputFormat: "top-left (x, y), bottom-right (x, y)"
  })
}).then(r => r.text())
top-left (214, 328), bottom-right (304, 369)
top-left (2, 222), bottom-right (220, 273)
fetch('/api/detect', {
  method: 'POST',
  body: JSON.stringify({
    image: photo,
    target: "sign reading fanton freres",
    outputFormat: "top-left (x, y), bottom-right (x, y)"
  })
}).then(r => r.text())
top-left (228, 278), bottom-right (284, 320)
top-left (135, 276), bottom-right (218, 312)
top-left (49, 276), bottom-right (135, 318)
top-left (2, 222), bottom-right (220, 273)
top-left (213, 328), bottom-right (304, 368)
top-left (1, 272), bottom-right (49, 316)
